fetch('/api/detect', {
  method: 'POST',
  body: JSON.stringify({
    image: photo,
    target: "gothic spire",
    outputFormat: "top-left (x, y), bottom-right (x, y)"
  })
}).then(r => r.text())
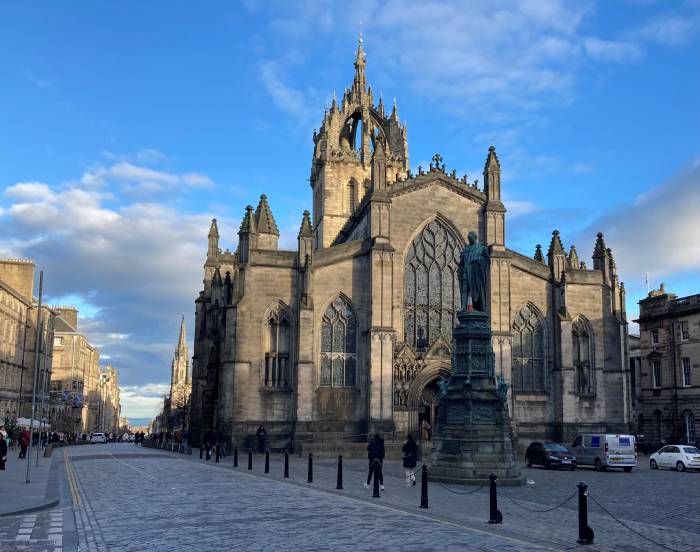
top-left (534, 244), bottom-right (545, 263)
top-left (207, 218), bottom-right (220, 258)
top-left (353, 33), bottom-right (367, 95)
top-left (592, 232), bottom-right (606, 259)
top-left (547, 230), bottom-right (565, 257)
top-left (298, 210), bottom-right (313, 237)
top-left (177, 316), bottom-right (187, 352)
top-left (239, 205), bottom-right (257, 234)
top-left (254, 194), bottom-right (280, 236)
top-left (568, 245), bottom-right (579, 269)
top-left (208, 218), bottom-right (219, 238)
top-left (484, 145), bottom-right (500, 171)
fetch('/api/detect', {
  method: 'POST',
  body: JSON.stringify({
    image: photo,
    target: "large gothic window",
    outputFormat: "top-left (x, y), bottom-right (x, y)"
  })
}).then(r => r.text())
top-left (512, 305), bottom-right (546, 392)
top-left (320, 296), bottom-right (357, 387)
top-left (264, 303), bottom-right (291, 388)
top-left (572, 317), bottom-right (595, 395)
top-left (403, 219), bottom-right (461, 351)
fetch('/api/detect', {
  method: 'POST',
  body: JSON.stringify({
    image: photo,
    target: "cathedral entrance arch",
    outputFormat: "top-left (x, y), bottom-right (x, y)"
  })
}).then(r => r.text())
top-left (406, 362), bottom-right (451, 442)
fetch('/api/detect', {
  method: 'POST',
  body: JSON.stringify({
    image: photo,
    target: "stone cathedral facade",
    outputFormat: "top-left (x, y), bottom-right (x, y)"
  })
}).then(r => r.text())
top-left (190, 39), bottom-right (632, 451)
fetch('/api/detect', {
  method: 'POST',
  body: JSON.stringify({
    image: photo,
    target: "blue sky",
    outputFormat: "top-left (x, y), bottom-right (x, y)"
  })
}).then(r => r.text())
top-left (1, 1), bottom-right (698, 420)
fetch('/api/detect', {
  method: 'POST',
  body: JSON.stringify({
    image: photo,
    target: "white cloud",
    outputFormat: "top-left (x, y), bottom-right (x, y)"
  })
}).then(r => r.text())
top-left (119, 383), bottom-right (170, 418)
top-left (633, 14), bottom-right (698, 46)
top-left (79, 162), bottom-right (215, 193)
top-left (583, 37), bottom-right (642, 62)
top-left (576, 160), bottom-right (700, 282)
top-left (4, 182), bottom-right (56, 202)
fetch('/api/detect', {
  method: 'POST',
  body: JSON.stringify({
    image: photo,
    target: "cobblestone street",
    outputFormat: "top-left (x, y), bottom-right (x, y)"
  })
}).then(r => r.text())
top-left (1, 443), bottom-right (699, 551)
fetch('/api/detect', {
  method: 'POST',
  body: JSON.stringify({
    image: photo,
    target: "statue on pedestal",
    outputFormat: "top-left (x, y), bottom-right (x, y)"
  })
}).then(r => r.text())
top-left (458, 231), bottom-right (490, 312)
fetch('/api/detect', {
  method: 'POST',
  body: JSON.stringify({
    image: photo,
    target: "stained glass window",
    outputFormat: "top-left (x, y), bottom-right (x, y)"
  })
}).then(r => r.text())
top-left (572, 317), bottom-right (594, 395)
top-left (403, 220), bottom-right (461, 351)
top-left (320, 296), bottom-right (357, 387)
top-left (512, 305), bottom-right (546, 392)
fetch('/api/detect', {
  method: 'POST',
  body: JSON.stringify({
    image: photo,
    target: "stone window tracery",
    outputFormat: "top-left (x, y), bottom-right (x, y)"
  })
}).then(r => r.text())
top-left (347, 179), bottom-right (357, 213)
top-left (511, 305), bottom-right (546, 392)
top-left (403, 219), bottom-right (461, 352)
top-left (572, 317), bottom-right (595, 395)
top-left (320, 296), bottom-right (357, 387)
top-left (264, 303), bottom-right (291, 388)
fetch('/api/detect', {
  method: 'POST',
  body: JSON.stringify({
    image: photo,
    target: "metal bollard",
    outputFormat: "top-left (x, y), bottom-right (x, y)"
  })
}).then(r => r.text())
top-left (307, 453), bottom-right (313, 483)
top-left (265, 449), bottom-right (270, 473)
top-left (284, 451), bottom-right (289, 478)
top-left (248, 449), bottom-right (253, 471)
top-left (420, 464), bottom-right (429, 509)
top-left (372, 460), bottom-right (381, 498)
top-left (577, 481), bottom-right (594, 545)
top-left (199, 446), bottom-right (203, 460)
top-left (336, 455), bottom-right (343, 490)
top-left (233, 447), bottom-right (238, 468)
top-left (215, 445), bottom-right (220, 463)
top-left (488, 473), bottom-right (503, 524)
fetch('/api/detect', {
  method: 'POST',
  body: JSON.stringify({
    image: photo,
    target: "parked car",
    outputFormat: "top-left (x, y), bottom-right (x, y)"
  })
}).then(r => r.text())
top-left (571, 434), bottom-right (637, 472)
top-left (90, 432), bottom-right (108, 444)
top-left (649, 445), bottom-right (700, 472)
top-left (525, 442), bottom-right (576, 470)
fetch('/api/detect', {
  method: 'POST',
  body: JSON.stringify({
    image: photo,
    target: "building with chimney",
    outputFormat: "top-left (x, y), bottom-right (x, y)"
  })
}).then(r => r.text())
top-left (190, 38), bottom-right (631, 452)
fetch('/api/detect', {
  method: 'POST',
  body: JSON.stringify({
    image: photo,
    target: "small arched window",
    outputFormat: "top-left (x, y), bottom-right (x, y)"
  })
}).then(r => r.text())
top-left (320, 296), bottom-right (357, 387)
top-left (363, 179), bottom-right (371, 199)
top-left (511, 305), bottom-right (546, 392)
top-left (572, 316), bottom-right (595, 395)
top-left (264, 303), bottom-right (291, 388)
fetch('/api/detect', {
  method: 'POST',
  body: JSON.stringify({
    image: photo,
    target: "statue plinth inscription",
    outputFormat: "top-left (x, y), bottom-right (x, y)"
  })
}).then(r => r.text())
top-left (430, 232), bottom-right (523, 486)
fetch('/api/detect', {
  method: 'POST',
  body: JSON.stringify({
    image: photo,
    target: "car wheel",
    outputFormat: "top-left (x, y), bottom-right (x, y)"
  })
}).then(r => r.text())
top-left (544, 459), bottom-right (551, 469)
top-left (650, 459), bottom-right (658, 470)
top-left (594, 458), bottom-right (604, 471)
top-left (676, 461), bottom-right (686, 472)
top-left (623, 467), bottom-right (633, 473)
top-left (526, 458), bottom-right (532, 468)
top-left (570, 466), bottom-right (576, 471)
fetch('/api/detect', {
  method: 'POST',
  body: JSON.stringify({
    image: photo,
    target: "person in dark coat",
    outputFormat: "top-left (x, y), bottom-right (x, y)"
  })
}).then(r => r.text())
top-left (256, 425), bottom-right (267, 454)
top-left (0, 429), bottom-right (8, 470)
top-left (402, 434), bottom-right (418, 486)
top-left (18, 429), bottom-right (29, 459)
top-left (365, 433), bottom-right (385, 491)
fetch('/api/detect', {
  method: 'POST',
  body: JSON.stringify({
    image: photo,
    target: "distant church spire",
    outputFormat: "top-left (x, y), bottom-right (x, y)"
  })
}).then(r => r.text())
top-left (171, 317), bottom-right (189, 388)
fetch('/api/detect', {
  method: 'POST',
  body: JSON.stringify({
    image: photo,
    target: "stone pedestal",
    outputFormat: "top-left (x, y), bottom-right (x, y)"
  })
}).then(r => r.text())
top-left (431, 310), bottom-right (523, 485)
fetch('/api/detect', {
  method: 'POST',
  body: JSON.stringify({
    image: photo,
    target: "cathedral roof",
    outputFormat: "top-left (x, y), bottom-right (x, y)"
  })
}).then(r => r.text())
top-left (254, 194), bottom-right (280, 236)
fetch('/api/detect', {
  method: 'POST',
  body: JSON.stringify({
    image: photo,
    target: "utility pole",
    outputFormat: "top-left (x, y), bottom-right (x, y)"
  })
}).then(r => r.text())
top-left (36, 313), bottom-right (52, 466)
top-left (26, 271), bottom-right (43, 484)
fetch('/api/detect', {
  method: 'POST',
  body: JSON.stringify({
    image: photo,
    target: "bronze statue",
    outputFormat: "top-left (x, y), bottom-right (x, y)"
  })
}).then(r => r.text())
top-left (458, 231), bottom-right (490, 312)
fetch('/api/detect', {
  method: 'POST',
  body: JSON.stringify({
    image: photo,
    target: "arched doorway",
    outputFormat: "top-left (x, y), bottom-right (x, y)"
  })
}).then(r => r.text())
top-left (406, 362), bottom-right (451, 442)
top-left (418, 379), bottom-right (440, 442)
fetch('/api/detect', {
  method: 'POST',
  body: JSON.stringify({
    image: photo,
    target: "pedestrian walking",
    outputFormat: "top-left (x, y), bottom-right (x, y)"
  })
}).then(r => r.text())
top-left (364, 433), bottom-right (385, 491)
top-left (18, 428), bottom-right (29, 459)
top-left (0, 429), bottom-right (8, 471)
top-left (402, 434), bottom-right (418, 486)
top-left (256, 425), bottom-right (267, 454)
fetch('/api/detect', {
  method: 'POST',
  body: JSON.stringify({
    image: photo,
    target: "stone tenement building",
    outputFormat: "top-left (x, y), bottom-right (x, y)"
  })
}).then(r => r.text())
top-left (633, 285), bottom-right (698, 446)
top-left (0, 259), bottom-right (57, 425)
top-left (51, 307), bottom-right (103, 433)
top-left (190, 39), bottom-right (631, 451)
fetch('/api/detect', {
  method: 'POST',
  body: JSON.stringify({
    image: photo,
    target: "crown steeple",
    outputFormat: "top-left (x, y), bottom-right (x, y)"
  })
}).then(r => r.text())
top-left (353, 33), bottom-right (367, 96)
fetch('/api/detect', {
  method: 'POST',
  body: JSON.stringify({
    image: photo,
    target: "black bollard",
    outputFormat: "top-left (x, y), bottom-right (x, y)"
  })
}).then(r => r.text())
top-left (488, 473), bottom-right (503, 524)
top-left (284, 451), bottom-right (289, 478)
top-left (248, 449), bottom-right (253, 471)
top-left (577, 481), bottom-right (594, 545)
top-left (420, 464), bottom-right (429, 509)
top-left (215, 445), bottom-right (220, 463)
top-left (372, 460), bottom-right (381, 498)
top-left (199, 446), bottom-right (203, 460)
top-left (265, 449), bottom-right (270, 473)
top-left (336, 456), bottom-right (343, 490)
top-left (307, 453), bottom-right (313, 483)
top-left (233, 447), bottom-right (238, 468)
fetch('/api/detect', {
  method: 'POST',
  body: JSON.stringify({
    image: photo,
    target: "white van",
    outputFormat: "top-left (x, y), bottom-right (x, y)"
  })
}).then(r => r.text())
top-left (571, 434), bottom-right (637, 472)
